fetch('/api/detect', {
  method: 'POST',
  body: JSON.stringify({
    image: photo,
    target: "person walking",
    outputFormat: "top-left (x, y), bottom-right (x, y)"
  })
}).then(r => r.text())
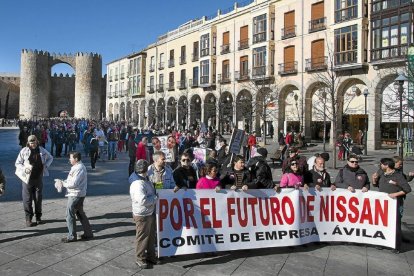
top-left (130, 159), bottom-right (160, 269)
top-left (59, 151), bottom-right (93, 243)
top-left (15, 135), bottom-right (53, 227)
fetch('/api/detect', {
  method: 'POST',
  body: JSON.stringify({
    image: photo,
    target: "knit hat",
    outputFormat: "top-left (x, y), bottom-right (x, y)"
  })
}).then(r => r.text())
top-left (256, 147), bottom-right (268, 157)
top-left (27, 135), bottom-right (38, 143)
top-left (135, 159), bottom-right (149, 174)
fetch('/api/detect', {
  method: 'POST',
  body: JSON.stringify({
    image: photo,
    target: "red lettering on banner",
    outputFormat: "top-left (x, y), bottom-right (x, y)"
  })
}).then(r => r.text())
top-left (359, 198), bottom-right (373, 224)
top-left (282, 197), bottom-right (294, 225)
top-left (307, 196), bottom-right (315, 222)
top-left (248, 198), bottom-right (258, 226)
top-left (227, 198), bottom-right (236, 227)
top-left (183, 198), bottom-right (197, 229)
top-left (320, 196), bottom-right (329, 221)
top-left (347, 197), bottom-right (359, 223)
top-left (237, 198), bottom-right (248, 227)
top-left (270, 197), bottom-right (283, 224)
top-left (211, 198), bottom-right (222, 228)
top-left (170, 198), bottom-right (183, 230)
top-left (200, 198), bottom-right (212, 228)
top-left (375, 199), bottom-right (388, 226)
top-left (258, 198), bottom-right (270, 226)
top-left (336, 196), bottom-right (346, 222)
top-left (159, 199), bottom-right (169, 231)
top-left (330, 195), bottom-right (335, 222)
top-left (299, 196), bottom-right (306, 223)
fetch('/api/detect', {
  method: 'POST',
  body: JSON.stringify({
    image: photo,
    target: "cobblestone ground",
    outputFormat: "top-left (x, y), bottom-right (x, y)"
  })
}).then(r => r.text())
top-left (0, 129), bottom-right (413, 276)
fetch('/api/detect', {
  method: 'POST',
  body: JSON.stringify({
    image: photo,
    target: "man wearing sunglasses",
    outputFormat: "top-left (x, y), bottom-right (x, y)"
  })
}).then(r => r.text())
top-left (173, 152), bottom-right (198, 191)
top-left (334, 154), bottom-right (369, 192)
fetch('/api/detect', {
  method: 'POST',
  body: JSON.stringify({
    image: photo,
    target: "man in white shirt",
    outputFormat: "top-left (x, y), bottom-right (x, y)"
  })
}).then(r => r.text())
top-left (60, 151), bottom-right (93, 243)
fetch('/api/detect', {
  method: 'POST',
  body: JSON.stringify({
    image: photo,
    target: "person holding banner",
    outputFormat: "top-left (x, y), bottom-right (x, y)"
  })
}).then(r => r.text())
top-left (282, 147), bottom-right (308, 175)
top-left (247, 147), bottom-right (274, 189)
top-left (147, 151), bottom-right (176, 190)
top-left (304, 156), bottom-right (334, 191)
top-left (130, 159), bottom-right (159, 268)
top-left (276, 159), bottom-right (306, 190)
top-left (372, 158), bottom-right (412, 251)
top-left (220, 155), bottom-right (254, 191)
top-left (334, 154), bottom-right (370, 193)
top-left (173, 152), bottom-right (198, 190)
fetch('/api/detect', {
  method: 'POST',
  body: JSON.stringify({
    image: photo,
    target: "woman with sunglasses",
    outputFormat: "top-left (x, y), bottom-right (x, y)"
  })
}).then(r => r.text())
top-left (173, 152), bottom-right (198, 191)
top-left (334, 154), bottom-right (369, 193)
top-left (277, 160), bottom-right (305, 191)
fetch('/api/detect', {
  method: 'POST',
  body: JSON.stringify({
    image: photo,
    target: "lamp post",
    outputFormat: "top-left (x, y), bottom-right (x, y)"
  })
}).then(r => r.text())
top-left (363, 88), bottom-right (369, 155)
top-left (294, 93), bottom-right (299, 132)
top-left (322, 89), bottom-right (327, 152)
top-left (394, 73), bottom-right (408, 158)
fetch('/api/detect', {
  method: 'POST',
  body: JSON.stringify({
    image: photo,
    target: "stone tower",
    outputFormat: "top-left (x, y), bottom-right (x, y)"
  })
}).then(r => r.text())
top-left (19, 49), bottom-right (103, 119)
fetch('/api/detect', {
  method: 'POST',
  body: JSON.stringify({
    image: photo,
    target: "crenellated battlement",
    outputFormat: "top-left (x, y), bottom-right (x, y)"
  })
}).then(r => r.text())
top-left (76, 52), bottom-right (101, 58)
top-left (21, 49), bottom-right (50, 56)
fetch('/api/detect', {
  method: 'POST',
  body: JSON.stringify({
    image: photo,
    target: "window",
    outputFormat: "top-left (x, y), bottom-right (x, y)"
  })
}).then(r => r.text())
top-left (239, 26), bottom-right (249, 50)
top-left (169, 50), bottom-right (174, 67)
top-left (253, 14), bottom-right (267, 43)
top-left (200, 34), bottom-right (210, 57)
top-left (334, 25), bottom-right (358, 64)
top-left (200, 60), bottom-right (209, 84)
top-left (169, 72), bottom-right (174, 90)
top-left (222, 60), bottom-right (230, 81)
top-left (159, 74), bottom-right (164, 88)
top-left (180, 46), bottom-right (186, 64)
top-left (283, 11), bottom-right (296, 39)
top-left (137, 57), bottom-right (141, 74)
top-left (137, 76), bottom-right (141, 93)
top-left (240, 56), bottom-right (249, 78)
top-left (252, 46), bottom-right (266, 76)
top-left (193, 41), bottom-right (199, 61)
top-left (109, 69), bottom-right (113, 81)
top-left (335, 0), bottom-right (358, 23)
top-left (159, 53), bottom-right (164, 69)
top-left (150, 56), bottom-right (155, 71)
top-left (222, 32), bottom-right (230, 54)
top-left (150, 76), bottom-right (154, 90)
top-left (192, 67), bottom-right (199, 86)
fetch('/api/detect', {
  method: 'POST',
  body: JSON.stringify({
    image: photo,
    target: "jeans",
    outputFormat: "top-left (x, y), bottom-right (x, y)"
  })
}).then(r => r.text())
top-left (22, 177), bottom-right (43, 220)
top-left (68, 142), bottom-right (76, 152)
top-left (108, 141), bottom-right (117, 160)
top-left (66, 196), bottom-right (93, 240)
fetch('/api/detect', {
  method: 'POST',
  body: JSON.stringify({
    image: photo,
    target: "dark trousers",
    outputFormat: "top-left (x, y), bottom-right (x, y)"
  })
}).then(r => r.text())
top-left (56, 143), bottom-right (63, 157)
top-left (133, 213), bottom-right (156, 262)
top-left (90, 150), bottom-right (98, 169)
top-left (129, 156), bottom-right (136, 176)
top-left (396, 198), bottom-right (403, 250)
top-left (50, 141), bottom-right (55, 156)
top-left (22, 177), bottom-right (43, 220)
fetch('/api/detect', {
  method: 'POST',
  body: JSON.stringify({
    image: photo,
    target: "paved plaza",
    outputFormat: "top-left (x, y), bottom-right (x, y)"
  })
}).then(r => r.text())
top-left (0, 128), bottom-right (413, 276)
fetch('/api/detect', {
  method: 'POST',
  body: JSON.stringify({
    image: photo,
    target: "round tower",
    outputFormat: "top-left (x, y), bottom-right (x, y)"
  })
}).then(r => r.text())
top-left (74, 52), bottom-right (102, 119)
top-left (20, 49), bottom-right (51, 119)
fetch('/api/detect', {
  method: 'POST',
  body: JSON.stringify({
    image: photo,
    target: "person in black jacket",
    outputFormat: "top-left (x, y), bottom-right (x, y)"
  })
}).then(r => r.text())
top-left (304, 157), bottom-right (334, 191)
top-left (173, 152), bottom-right (198, 190)
top-left (89, 133), bottom-right (99, 170)
top-left (247, 147), bottom-right (273, 189)
top-left (220, 155), bottom-right (255, 191)
top-left (372, 158), bottom-right (411, 253)
top-left (334, 154), bottom-right (369, 193)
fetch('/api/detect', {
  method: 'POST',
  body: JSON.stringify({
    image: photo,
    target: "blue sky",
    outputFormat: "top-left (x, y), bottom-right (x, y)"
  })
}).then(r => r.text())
top-left (0, 0), bottom-right (236, 75)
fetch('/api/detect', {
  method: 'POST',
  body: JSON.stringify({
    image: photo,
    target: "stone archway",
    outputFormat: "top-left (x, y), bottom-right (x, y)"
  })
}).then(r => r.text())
top-left (157, 98), bottom-right (165, 128)
top-left (114, 103), bottom-right (119, 121)
top-left (219, 91), bottom-right (233, 133)
top-left (204, 93), bottom-right (216, 129)
top-left (108, 103), bottom-right (113, 121)
top-left (178, 96), bottom-right (188, 130)
top-left (167, 97), bottom-right (177, 128)
top-left (236, 89), bottom-right (252, 132)
top-left (139, 100), bottom-right (146, 128)
top-left (278, 84), bottom-right (301, 133)
top-left (120, 102), bottom-right (126, 121)
top-left (132, 100), bottom-right (139, 125)
top-left (126, 101), bottom-right (132, 121)
top-left (148, 99), bottom-right (156, 128)
top-left (190, 95), bottom-right (202, 128)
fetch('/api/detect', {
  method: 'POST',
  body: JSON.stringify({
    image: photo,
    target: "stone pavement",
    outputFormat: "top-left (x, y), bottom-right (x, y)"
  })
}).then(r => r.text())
top-left (0, 129), bottom-right (413, 276)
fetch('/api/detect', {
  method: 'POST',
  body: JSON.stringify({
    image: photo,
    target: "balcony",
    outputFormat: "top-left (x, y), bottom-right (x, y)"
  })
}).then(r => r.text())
top-left (371, 45), bottom-right (408, 64)
top-left (305, 57), bottom-right (328, 72)
top-left (335, 50), bottom-right (358, 65)
top-left (218, 73), bottom-right (231, 84)
top-left (113, 91), bottom-right (119, 98)
top-left (200, 48), bottom-right (209, 57)
top-left (221, 44), bottom-right (231, 55)
top-left (149, 64), bottom-right (155, 72)
top-left (190, 78), bottom-right (199, 87)
top-left (156, 84), bottom-right (165, 92)
top-left (179, 56), bottom-right (186, 65)
top-left (238, 39), bottom-right (249, 50)
top-left (199, 75), bottom-right (216, 87)
top-left (147, 85), bottom-right (155, 93)
top-left (158, 62), bottom-right (165, 70)
top-left (253, 32), bottom-right (266, 44)
top-left (107, 92), bottom-right (113, 98)
top-left (114, 75), bottom-right (118, 81)
top-left (109, 77), bottom-right (113, 82)
top-left (335, 7), bottom-right (357, 23)
top-left (278, 62), bottom-right (298, 75)
top-left (192, 52), bottom-right (199, 62)
top-left (177, 80), bottom-right (187, 90)
top-left (252, 66), bottom-right (267, 78)
top-left (234, 70), bottom-right (250, 81)
top-left (309, 17), bottom-right (326, 33)
top-left (168, 82), bottom-right (175, 91)
top-left (168, 59), bottom-right (175, 68)
top-left (281, 26), bottom-right (296, 39)
top-left (119, 90), bottom-right (128, 97)
top-left (120, 73), bottom-right (125, 79)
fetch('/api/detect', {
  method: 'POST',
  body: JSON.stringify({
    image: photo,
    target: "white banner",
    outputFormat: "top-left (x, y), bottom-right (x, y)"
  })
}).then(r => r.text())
top-left (156, 189), bottom-right (397, 257)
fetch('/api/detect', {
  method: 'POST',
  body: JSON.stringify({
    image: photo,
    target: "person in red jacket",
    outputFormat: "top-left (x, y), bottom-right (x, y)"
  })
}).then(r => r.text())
top-left (247, 132), bottom-right (257, 160)
top-left (135, 137), bottom-right (148, 162)
top-left (285, 131), bottom-right (294, 155)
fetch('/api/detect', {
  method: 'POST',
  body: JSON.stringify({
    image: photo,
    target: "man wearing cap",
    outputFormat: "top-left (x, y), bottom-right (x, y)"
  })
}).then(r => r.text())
top-left (15, 135), bottom-right (53, 227)
top-left (282, 147), bottom-right (308, 175)
top-left (130, 159), bottom-right (159, 268)
top-left (247, 147), bottom-right (274, 188)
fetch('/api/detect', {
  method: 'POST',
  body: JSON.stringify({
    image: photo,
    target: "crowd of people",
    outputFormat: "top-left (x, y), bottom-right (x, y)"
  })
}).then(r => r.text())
top-left (2, 118), bottom-right (412, 268)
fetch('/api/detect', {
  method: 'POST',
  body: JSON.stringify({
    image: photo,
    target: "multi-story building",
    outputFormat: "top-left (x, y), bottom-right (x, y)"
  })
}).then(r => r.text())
top-left (106, 0), bottom-right (413, 150)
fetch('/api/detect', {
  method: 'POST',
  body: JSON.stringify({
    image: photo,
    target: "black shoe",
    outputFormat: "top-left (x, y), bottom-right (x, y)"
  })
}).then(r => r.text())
top-left (61, 237), bottom-right (77, 243)
top-left (26, 220), bottom-right (36, 227)
top-left (135, 260), bottom-right (148, 269)
top-left (36, 218), bottom-right (44, 225)
top-left (147, 258), bottom-right (161, 265)
top-left (80, 234), bottom-right (94, 240)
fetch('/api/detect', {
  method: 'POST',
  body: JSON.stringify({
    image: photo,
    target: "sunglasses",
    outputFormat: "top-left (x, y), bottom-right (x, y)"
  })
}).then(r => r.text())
top-left (348, 160), bottom-right (359, 164)
top-left (290, 163), bottom-right (298, 166)
top-left (181, 159), bottom-right (190, 162)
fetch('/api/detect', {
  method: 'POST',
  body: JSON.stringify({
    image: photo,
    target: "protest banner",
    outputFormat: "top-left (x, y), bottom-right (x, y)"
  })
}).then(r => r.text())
top-left (229, 128), bottom-right (245, 154)
top-left (193, 147), bottom-right (207, 164)
top-left (157, 189), bottom-right (396, 257)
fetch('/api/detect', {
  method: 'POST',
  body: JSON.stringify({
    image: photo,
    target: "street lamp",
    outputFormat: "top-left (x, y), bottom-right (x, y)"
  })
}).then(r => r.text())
top-left (321, 89), bottom-right (327, 152)
top-left (294, 93), bottom-right (299, 132)
top-left (363, 88), bottom-right (369, 155)
top-left (394, 72), bottom-right (408, 158)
